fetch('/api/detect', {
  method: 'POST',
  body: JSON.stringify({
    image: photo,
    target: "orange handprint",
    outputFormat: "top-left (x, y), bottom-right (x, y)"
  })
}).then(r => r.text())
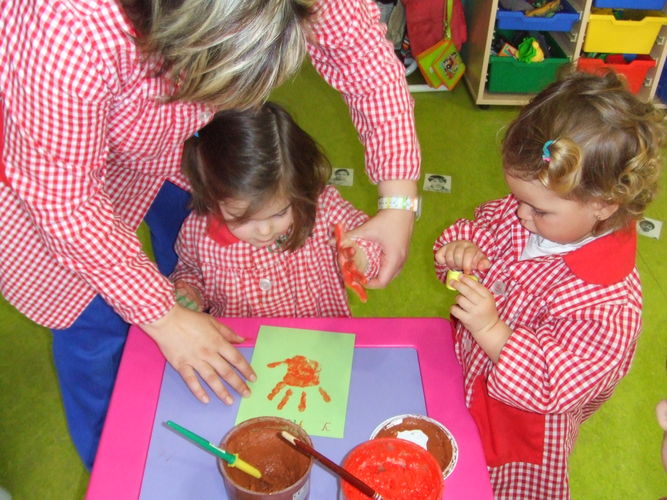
top-left (266, 355), bottom-right (332, 412)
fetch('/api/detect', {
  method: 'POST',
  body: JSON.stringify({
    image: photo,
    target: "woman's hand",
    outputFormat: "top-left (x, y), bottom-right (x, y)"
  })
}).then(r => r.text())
top-left (346, 180), bottom-right (418, 288)
top-left (435, 240), bottom-right (491, 274)
top-left (140, 304), bottom-right (256, 404)
top-left (347, 208), bottom-right (413, 287)
top-left (450, 276), bottom-right (510, 362)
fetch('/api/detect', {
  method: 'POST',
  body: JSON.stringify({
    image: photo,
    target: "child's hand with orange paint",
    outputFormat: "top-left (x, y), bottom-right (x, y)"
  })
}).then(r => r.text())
top-left (333, 223), bottom-right (369, 303)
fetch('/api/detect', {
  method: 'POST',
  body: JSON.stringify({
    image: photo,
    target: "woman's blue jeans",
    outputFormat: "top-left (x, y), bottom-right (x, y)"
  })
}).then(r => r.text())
top-left (51, 181), bottom-right (190, 469)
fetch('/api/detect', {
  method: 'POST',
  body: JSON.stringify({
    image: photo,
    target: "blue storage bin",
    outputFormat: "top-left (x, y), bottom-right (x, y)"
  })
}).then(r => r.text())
top-left (656, 63), bottom-right (667, 103)
top-left (496, 0), bottom-right (580, 31)
top-left (594, 0), bottom-right (666, 9)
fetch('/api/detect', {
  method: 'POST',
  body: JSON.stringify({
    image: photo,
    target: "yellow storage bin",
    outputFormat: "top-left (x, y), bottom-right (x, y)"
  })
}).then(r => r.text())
top-left (583, 9), bottom-right (667, 54)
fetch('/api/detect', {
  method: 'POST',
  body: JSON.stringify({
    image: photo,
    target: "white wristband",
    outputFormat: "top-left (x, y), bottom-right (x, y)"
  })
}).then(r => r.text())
top-left (377, 196), bottom-right (421, 219)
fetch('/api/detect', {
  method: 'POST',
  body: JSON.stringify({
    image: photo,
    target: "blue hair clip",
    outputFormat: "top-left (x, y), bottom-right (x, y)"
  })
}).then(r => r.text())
top-left (193, 131), bottom-right (200, 138)
top-left (542, 139), bottom-right (556, 162)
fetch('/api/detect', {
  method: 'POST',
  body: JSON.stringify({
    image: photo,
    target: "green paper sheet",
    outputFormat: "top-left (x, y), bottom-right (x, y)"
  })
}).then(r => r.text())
top-left (235, 325), bottom-right (355, 438)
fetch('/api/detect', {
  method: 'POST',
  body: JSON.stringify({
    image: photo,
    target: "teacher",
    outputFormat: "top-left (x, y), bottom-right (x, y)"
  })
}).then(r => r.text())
top-left (0, 0), bottom-right (420, 468)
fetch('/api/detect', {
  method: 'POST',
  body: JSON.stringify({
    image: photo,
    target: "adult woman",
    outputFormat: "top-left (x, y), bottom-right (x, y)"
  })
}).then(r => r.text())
top-left (0, 0), bottom-right (419, 467)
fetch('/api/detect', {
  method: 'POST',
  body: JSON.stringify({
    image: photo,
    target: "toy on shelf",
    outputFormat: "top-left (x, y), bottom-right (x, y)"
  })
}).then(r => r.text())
top-left (498, 42), bottom-right (519, 58)
top-left (518, 37), bottom-right (545, 62)
top-left (526, 0), bottom-right (561, 17)
top-left (492, 31), bottom-right (550, 62)
top-left (499, 0), bottom-right (561, 17)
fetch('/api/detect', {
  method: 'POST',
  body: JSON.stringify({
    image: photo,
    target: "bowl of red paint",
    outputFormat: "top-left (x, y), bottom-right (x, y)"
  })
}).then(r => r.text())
top-left (339, 437), bottom-right (444, 500)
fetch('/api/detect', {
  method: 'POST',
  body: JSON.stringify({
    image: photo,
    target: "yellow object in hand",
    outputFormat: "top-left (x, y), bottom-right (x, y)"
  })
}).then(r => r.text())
top-left (446, 270), bottom-right (479, 291)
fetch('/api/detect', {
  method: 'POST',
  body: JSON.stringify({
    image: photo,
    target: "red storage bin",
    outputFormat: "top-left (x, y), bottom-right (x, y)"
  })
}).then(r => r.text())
top-left (577, 55), bottom-right (656, 94)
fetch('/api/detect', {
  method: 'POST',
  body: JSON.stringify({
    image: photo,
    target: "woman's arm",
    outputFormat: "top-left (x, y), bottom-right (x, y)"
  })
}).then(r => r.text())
top-left (308, 0), bottom-right (420, 286)
top-left (1, 1), bottom-right (254, 403)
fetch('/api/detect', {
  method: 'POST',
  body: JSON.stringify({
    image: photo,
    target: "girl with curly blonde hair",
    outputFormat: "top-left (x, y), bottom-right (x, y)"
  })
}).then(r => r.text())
top-left (433, 71), bottom-right (664, 499)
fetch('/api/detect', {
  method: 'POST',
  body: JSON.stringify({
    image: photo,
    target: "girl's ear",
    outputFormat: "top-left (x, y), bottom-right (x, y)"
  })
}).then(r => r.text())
top-left (594, 201), bottom-right (619, 221)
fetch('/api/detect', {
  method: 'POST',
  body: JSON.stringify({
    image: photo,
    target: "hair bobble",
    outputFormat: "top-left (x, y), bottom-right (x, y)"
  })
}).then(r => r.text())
top-left (542, 139), bottom-right (556, 162)
top-left (193, 130), bottom-right (200, 138)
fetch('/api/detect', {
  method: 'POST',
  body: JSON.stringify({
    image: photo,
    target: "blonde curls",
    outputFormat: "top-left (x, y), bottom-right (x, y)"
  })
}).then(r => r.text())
top-left (503, 70), bottom-right (664, 233)
top-left (535, 138), bottom-right (583, 195)
top-left (127, 0), bottom-right (315, 109)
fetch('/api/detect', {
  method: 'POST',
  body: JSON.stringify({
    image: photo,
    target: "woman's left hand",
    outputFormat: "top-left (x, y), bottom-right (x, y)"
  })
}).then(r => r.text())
top-left (346, 207), bottom-right (414, 288)
top-left (346, 179), bottom-right (417, 288)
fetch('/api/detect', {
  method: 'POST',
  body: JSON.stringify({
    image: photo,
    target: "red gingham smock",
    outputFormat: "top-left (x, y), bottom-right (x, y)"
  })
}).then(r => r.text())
top-left (0, 0), bottom-right (419, 329)
top-left (170, 186), bottom-right (381, 317)
top-left (433, 195), bottom-right (642, 500)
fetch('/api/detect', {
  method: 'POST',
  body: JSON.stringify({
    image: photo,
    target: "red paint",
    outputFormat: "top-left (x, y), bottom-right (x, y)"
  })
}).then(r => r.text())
top-left (277, 389), bottom-right (292, 410)
top-left (318, 387), bottom-right (331, 402)
top-left (341, 438), bottom-right (443, 500)
top-left (334, 223), bottom-right (368, 303)
top-left (267, 355), bottom-right (332, 412)
top-left (267, 381), bottom-right (286, 401)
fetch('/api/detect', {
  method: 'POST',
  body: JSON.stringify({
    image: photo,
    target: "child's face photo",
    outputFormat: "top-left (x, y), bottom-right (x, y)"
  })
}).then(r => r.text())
top-left (505, 173), bottom-right (616, 244)
top-left (334, 170), bottom-right (349, 181)
top-left (423, 173), bottom-right (451, 193)
top-left (220, 195), bottom-right (293, 248)
top-left (329, 168), bottom-right (353, 186)
top-left (637, 217), bottom-right (662, 239)
top-left (430, 177), bottom-right (447, 189)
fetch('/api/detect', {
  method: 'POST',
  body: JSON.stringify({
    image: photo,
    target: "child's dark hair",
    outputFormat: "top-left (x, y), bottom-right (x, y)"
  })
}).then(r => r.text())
top-left (181, 102), bottom-right (332, 251)
top-left (502, 71), bottom-right (664, 235)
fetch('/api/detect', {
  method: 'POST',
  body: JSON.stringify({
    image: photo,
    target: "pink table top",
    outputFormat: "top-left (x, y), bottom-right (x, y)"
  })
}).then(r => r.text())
top-left (87, 317), bottom-right (492, 499)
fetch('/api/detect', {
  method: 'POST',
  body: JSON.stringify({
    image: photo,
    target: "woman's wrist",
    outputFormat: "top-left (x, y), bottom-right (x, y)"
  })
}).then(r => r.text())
top-left (377, 180), bottom-right (420, 217)
top-left (139, 299), bottom-right (178, 332)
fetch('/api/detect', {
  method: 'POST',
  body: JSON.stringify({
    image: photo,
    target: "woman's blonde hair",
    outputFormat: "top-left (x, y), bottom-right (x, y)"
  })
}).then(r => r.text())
top-left (122, 0), bottom-right (315, 109)
top-left (502, 70), bottom-right (664, 234)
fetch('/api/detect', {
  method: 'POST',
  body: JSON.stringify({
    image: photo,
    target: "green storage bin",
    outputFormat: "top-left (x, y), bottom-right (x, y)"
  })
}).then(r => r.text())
top-left (487, 33), bottom-right (569, 94)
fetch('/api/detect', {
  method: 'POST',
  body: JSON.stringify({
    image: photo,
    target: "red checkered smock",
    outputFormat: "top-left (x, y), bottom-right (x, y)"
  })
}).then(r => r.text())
top-left (170, 186), bottom-right (381, 317)
top-left (433, 195), bottom-right (642, 500)
top-left (0, 0), bottom-right (419, 328)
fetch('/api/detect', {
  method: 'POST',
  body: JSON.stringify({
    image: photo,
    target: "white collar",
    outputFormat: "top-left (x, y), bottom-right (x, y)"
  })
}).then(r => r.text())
top-left (520, 231), bottom-right (609, 261)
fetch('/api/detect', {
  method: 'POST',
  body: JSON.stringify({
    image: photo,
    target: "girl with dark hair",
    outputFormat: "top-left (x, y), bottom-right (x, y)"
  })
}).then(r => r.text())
top-left (171, 102), bottom-right (381, 317)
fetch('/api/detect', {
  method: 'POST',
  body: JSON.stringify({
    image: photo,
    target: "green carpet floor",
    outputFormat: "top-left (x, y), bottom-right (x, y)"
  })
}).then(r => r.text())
top-left (0, 63), bottom-right (665, 499)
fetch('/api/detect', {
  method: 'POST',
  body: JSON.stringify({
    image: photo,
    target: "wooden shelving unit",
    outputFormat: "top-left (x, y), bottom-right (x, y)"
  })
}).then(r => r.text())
top-left (461, 0), bottom-right (667, 107)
